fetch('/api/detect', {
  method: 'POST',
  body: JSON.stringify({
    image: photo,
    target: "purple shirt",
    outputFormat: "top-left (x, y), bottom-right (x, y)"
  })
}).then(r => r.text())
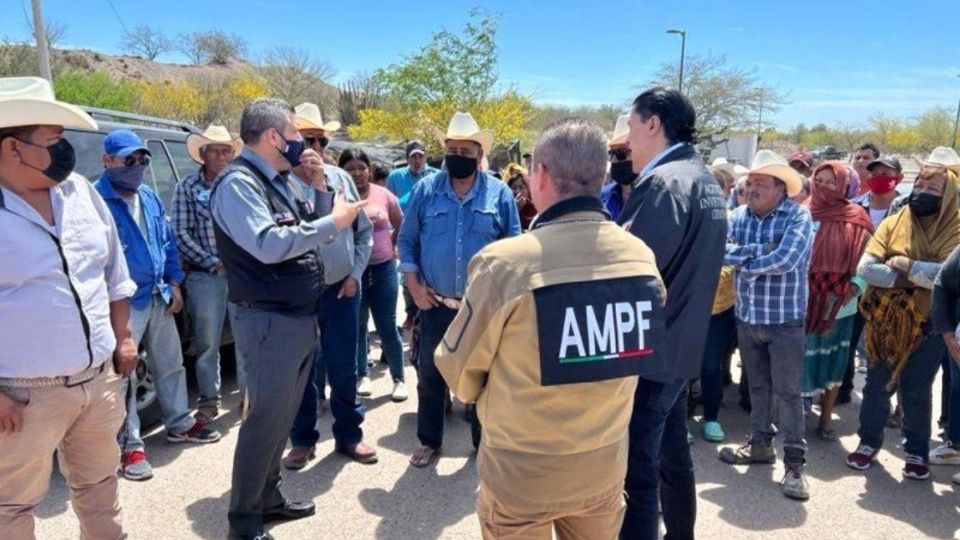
top-left (364, 184), bottom-right (400, 265)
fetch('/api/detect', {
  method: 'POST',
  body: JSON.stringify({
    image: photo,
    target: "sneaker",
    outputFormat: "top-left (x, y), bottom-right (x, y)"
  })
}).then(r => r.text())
top-left (719, 438), bottom-right (776, 465)
top-left (845, 444), bottom-right (879, 470)
top-left (702, 421), bottom-right (726, 443)
top-left (929, 442), bottom-right (960, 465)
top-left (167, 421), bottom-right (221, 444)
top-left (903, 454), bottom-right (930, 480)
top-left (357, 376), bottom-right (373, 397)
top-left (781, 463), bottom-right (810, 500)
top-left (120, 450), bottom-right (154, 481)
top-left (391, 381), bottom-right (409, 402)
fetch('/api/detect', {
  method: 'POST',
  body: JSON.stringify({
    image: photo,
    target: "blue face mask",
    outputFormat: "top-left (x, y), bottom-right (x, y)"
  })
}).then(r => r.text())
top-left (278, 134), bottom-right (305, 169)
top-left (106, 164), bottom-right (147, 192)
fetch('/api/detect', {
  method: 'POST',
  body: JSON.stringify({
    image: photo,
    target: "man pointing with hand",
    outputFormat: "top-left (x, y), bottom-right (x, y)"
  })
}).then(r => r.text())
top-left (211, 98), bottom-right (365, 540)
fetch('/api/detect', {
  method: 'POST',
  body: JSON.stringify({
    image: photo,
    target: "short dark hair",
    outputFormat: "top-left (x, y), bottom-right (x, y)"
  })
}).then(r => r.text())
top-left (337, 147), bottom-right (371, 169)
top-left (0, 126), bottom-right (38, 156)
top-left (632, 87), bottom-right (698, 145)
top-left (239, 98), bottom-right (294, 144)
top-left (372, 163), bottom-right (391, 183)
top-left (856, 143), bottom-right (880, 159)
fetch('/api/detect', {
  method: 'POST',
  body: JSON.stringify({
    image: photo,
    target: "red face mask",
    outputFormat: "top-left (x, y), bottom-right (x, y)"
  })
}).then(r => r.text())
top-left (867, 175), bottom-right (899, 195)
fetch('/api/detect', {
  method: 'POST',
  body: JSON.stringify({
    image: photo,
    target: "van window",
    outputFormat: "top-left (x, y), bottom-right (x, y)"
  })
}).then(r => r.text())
top-left (146, 140), bottom-right (178, 208)
top-left (64, 129), bottom-right (106, 182)
top-left (165, 140), bottom-right (198, 181)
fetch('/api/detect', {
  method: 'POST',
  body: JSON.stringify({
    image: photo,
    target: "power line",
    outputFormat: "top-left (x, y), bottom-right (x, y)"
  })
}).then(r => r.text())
top-left (106, 0), bottom-right (129, 34)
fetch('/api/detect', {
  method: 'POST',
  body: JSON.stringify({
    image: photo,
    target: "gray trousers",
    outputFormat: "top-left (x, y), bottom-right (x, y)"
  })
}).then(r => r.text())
top-left (228, 306), bottom-right (318, 535)
top-left (737, 319), bottom-right (808, 463)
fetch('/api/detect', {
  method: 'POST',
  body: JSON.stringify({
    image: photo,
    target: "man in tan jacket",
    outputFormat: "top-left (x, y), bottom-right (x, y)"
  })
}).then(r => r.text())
top-left (436, 117), bottom-right (668, 539)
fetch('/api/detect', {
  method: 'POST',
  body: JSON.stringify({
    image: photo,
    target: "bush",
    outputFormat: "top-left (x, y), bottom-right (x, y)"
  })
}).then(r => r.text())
top-left (54, 71), bottom-right (137, 111)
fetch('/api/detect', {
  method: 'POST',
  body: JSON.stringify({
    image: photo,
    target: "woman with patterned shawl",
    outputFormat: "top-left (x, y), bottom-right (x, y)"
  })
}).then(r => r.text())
top-left (845, 163), bottom-right (960, 481)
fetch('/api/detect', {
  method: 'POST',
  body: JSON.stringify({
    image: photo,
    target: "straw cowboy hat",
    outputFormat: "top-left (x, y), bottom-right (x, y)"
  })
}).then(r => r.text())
top-left (434, 112), bottom-right (494, 154)
top-left (748, 149), bottom-right (804, 197)
top-left (0, 76), bottom-right (96, 130)
top-left (610, 114), bottom-right (630, 147)
top-left (186, 125), bottom-right (242, 164)
top-left (710, 157), bottom-right (750, 178)
top-left (294, 102), bottom-right (341, 132)
top-left (923, 146), bottom-right (960, 173)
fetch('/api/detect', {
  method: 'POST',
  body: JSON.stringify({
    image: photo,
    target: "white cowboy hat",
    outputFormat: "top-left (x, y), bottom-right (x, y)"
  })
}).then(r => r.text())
top-left (610, 114), bottom-right (630, 147)
top-left (0, 77), bottom-right (96, 130)
top-left (711, 157), bottom-right (750, 178)
top-left (186, 125), bottom-right (243, 164)
top-left (434, 111), bottom-right (494, 154)
top-left (294, 102), bottom-right (341, 132)
top-left (748, 149), bottom-right (804, 197)
top-left (924, 146), bottom-right (960, 173)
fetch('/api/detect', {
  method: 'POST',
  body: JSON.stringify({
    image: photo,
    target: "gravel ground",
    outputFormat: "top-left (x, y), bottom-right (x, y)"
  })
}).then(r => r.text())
top-left (33, 334), bottom-right (960, 540)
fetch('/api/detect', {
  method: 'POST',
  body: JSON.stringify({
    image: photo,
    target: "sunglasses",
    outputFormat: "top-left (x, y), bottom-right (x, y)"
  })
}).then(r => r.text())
top-left (608, 148), bottom-right (631, 161)
top-left (305, 135), bottom-right (329, 149)
top-left (124, 154), bottom-right (151, 167)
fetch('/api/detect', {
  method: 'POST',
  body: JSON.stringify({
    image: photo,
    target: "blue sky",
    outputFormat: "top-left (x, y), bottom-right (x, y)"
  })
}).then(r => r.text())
top-left (4, 0), bottom-right (959, 128)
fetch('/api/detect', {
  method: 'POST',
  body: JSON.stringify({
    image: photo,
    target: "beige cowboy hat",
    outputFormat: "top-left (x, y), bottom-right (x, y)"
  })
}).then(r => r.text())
top-left (294, 102), bottom-right (341, 132)
top-left (610, 114), bottom-right (630, 147)
top-left (434, 112), bottom-right (494, 154)
top-left (923, 146), bottom-right (960, 173)
top-left (711, 157), bottom-right (750, 178)
top-left (186, 125), bottom-right (242, 164)
top-left (0, 76), bottom-right (96, 130)
top-left (748, 149), bottom-right (804, 197)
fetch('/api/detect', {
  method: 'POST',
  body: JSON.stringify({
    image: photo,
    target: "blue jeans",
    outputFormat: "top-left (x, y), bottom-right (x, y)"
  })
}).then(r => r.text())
top-left (123, 295), bottom-right (194, 450)
top-left (737, 320), bottom-right (807, 462)
top-left (417, 305), bottom-right (458, 449)
top-left (184, 271), bottom-right (245, 408)
top-left (290, 284), bottom-right (364, 447)
top-left (858, 332), bottom-right (944, 457)
top-left (701, 307), bottom-right (736, 421)
top-left (357, 260), bottom-right (405, 382)
top-left (949, 353), bottom-right (960, 442)
top-left (622, 378), bottom-right (695, 540)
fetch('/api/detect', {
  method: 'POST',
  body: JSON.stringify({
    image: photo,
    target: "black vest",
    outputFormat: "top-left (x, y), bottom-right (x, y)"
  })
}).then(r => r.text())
top-left (212, 156), bottom-right (324, 316)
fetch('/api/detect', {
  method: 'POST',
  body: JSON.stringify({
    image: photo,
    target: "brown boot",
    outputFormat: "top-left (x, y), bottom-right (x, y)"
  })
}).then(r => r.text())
top-left (336, 441), bottom-right (378, 464)
top-left (283, 446), bottom-right (316, 470)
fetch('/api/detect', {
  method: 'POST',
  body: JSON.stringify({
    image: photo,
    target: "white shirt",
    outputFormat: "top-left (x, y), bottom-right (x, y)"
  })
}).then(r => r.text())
top-left (0, 173), bottom-right (136, 378)
top-left (640, 142), bottom-right (687, 178)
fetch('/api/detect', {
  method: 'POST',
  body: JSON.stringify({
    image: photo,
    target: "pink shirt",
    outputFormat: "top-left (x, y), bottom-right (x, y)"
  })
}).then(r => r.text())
top-left (364, 184), bottom-right (401, 265)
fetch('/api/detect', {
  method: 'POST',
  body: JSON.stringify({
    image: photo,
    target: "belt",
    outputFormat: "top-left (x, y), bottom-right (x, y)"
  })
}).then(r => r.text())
top-left (0, 363), bottom-right (105, 389)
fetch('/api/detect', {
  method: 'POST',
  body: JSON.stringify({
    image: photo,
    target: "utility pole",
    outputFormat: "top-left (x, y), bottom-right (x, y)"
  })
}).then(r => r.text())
top-left (757, 91), bottom-right (764, 136)
top-left (31, 0), bottom-right (53, 82)
top-left (953, 74), bottom-right (960, 149)
top-left (666, 29), bottom-right (686, 94)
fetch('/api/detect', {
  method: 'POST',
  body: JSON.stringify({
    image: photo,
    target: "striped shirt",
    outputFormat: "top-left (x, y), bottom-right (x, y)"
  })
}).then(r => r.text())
top-left (172, 168), bottom-right (220, 271)
top-left (724, 198), bottom-right (813, 325)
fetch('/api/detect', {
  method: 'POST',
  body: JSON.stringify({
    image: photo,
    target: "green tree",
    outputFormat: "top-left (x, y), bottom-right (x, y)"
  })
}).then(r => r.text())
top-left (54, 71), bottom-right (137, 111)
top-left (372, 8), bottom-right (499, 109)
top-left (914, 106), bottom-right (953, 151)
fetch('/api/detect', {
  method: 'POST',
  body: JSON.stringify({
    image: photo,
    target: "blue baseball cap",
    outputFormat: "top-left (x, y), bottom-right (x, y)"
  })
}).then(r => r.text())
top-left (104, 129), bottom-right (150, 158)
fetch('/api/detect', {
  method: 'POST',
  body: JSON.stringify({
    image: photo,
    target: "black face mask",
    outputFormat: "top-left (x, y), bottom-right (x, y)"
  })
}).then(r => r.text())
top-left (610, 160), bottom-right (638, 186)
top-left (445, 154), bottom-right (478, 179)
top-left (16, 137), bottom-right (76, 183)
top-left (908, 191), bottom-right (942, 218)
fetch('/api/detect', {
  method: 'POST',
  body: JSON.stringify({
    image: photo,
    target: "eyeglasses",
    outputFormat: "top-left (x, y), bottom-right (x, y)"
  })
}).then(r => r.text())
top-left (124, 154), bottom-right (151, 167)
top-left (305, 135), bottom-right (329, 149)
top-left (608, 148), bottom-right (631, 161)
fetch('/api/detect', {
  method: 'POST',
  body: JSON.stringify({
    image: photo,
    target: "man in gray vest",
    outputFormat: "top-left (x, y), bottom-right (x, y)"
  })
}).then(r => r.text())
top-left (211, 98), bottom-right (365, 540)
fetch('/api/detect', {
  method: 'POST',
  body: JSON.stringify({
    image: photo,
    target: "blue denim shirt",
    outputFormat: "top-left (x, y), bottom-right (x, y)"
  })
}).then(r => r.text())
top-left (387, 165), bottom-right (440, 212)
top-left (600, 182), bottom-right (625, 222)
top-left (398, 170), bottom-right (521, 297)
top-left (95, 175), bottom-right (184, 309)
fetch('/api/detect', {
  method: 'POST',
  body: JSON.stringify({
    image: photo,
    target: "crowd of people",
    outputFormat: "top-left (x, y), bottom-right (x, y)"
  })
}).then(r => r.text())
top-left (2, 73), bottom-right (960, 540)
